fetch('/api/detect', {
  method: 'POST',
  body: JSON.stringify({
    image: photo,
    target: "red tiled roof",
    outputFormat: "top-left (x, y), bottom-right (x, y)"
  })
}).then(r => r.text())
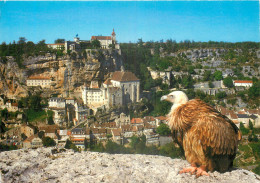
top-left (24, 134), bottom-right (39, 143)
top-left (111, 71), bottom-right (139, 82)
top-left (229, 112), bottom-right (238, 119)
top-left (121, 124), bottom-right (131, 132)
top-left (91, 36), bottom-right (111, 40)
top-left (112, 129), bottom-right (121, 136)
top-left (155, 116), bottom-right (167, 121)
top-left (131, 118), bottom-right (143, 124)
top-left (99, 128), bottom-right (106, 134)
top-left (11, 103), bottom-right (18, 107)
top-left (232, 120), bottom-right (239, 124)
top-left (27, 76), bottom-right (51, 80)
top-left (39, 125), bottom-right (59, 133)
top-left (143, 116), bottom-right (155, 122)
top-left (104, 78), bottom-right (112, 85)
top-left (234, 80), bottom-right (253, 84)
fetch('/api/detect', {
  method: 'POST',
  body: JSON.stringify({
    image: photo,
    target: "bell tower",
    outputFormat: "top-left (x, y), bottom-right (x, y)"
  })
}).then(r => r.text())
top-left (111, 28), bottom-right (116, 44)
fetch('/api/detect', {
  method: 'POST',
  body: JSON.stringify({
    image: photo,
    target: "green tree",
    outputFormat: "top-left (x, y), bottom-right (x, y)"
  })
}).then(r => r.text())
top-left (105, 140), bottom-right (128, 154)
top-left (208, 81), bottom-right (214, 88)
top-left (91, 40), bottom-right (101, 49)
top-left (1, 108), bottom-right (8, 120)
top-left (156, 123), bottom-right (171, 136)
top-left (215, 91), bottom-right (227, 100)
top-left (42, 136), bottom-right (56, 147)
top-left (249, 120), bottom-right (254, 131)
top-left (21, 133), bottom-right (27, 140)
top-left (203, 70), bottom-right (212, 81)
top-left (240, 122), bottom-right (249, 135)
top-left (84, 138), bottom-right (88, 150)
top-left (0, 119), bottom-right (6, 134)
top-left (54, 39), bottom-right (65, 44)
top-left (248, 131), bottom-right (258, 142)
top-left (65, 139), bottom-right (79, 152)
top-left (223, 77), bottom-right (234, 88)
top-left (38, 131), bottom-right (45, 139)
top-left (47, 110), bottom-right (54, 125)
top-left (213, 71), bottom-right (223, 81)
top-left (248, 80), bottom-right (260, 98)
top-left (159, 142), bottom-right (184, 158)
top-left (28, 94), bottom-right (41, 111)
top-left (129, 136), bottom-right (140, 150)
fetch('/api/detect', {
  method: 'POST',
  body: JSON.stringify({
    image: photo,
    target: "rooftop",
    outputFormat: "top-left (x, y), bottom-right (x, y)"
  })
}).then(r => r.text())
top-left (111, 71), bottom-right (139, 82)
top-left (91, 36), bottom-right (111, 40)
top-left (27, 76), bottom-right (51, 80)
top-left (233, 80), bottom-right (253, 84)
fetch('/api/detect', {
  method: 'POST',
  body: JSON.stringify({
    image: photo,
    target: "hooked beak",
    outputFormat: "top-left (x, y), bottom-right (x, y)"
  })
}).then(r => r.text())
top-left (160, 95), bottom-right (168, 101)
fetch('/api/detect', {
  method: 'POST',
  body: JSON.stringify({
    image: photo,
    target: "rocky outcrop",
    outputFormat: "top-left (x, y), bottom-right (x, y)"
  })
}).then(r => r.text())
top-left (0, 60), bottom-right (28, 98)
top-left (0, 49), bottom-right (123, 98)
top-left (1, 148), bottom-right (259, 183)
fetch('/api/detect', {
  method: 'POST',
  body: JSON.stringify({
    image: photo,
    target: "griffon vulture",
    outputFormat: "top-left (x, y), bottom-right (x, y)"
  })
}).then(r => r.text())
top-left (161, 91), bottom-right (241, 177)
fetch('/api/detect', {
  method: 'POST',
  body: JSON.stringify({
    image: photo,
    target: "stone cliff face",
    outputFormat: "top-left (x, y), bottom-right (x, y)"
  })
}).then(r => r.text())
top-left (0, 49), bottom-right (123, 98)
top-left (0, 60), bottom-right (28, 98)
top-left (0, 148), bottom-right (259, 183)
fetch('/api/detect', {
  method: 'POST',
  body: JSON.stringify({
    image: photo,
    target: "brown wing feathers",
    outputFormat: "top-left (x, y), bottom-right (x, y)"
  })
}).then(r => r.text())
top-left (169, 99), bottom-right (240, 157)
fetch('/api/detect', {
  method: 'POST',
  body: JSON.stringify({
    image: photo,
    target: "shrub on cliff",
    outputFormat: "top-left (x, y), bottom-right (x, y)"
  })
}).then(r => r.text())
top-left (42, 137), bottom-right (56, 147)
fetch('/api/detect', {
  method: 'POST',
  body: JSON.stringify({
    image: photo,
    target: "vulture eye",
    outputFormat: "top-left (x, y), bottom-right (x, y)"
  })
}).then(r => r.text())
top-left (170, 95), bottom-right (174, 98)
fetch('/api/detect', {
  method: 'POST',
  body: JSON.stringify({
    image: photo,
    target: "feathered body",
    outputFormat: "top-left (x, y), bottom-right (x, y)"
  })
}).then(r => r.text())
top-left (161, 91), bottom-right (241, 175)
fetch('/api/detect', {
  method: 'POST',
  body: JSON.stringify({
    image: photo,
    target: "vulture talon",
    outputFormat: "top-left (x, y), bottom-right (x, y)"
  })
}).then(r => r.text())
top-left (195, 167), bottom-right (209, 178)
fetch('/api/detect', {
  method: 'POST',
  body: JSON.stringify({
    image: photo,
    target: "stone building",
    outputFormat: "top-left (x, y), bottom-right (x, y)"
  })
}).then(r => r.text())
top-left (23, 135), bottom-right (43, 149)
top-left (82, 70), bottom-right (140, 108)
top-left (20, 124), bottom-right (35, 139)
top-left (26, 76), bottom-right (52, 88)
top-left (233, 80), bottom-right (253, 88)
top-left (47, 43), bottom-right (65, 50)
top-left (91, 29), bottom-right (117, 49)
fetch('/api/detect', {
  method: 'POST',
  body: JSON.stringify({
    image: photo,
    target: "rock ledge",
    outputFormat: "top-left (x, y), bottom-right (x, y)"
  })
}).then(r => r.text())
top-left (0, 148), bottom-right (259, 183)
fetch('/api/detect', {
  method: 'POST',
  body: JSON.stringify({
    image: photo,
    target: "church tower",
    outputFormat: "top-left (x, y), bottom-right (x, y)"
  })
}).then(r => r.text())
top-left (111, 28), bottom-right (116, 44)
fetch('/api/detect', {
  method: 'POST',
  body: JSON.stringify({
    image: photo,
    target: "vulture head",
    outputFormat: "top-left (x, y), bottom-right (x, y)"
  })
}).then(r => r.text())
top-left (161, 91), bottom-right (188, 106)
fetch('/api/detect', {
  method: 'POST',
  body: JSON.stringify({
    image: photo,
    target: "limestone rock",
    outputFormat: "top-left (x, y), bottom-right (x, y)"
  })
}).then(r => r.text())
top-left (1, 148), bottom-right (259, 183)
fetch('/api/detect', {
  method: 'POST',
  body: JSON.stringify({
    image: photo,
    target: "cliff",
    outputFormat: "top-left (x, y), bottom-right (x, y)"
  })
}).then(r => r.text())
top-left (1, 148), bottom-right (259, 183)
top-left (0, 49), bottom-right (123, 98)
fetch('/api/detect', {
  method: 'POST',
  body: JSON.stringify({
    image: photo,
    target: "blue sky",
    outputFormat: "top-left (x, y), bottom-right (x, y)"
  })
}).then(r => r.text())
top-left (0, 1), bottom-right (259, 44)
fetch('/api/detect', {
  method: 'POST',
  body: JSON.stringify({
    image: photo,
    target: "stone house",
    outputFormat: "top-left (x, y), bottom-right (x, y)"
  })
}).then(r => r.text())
top-left (131, 118), bottom-right (143, 126)
top-left (5, 100), bottom-right (19, 112)
top-left (74, 103), bottom-right (88, 124)
top-left (144, 132), bottom-right (159, 146)
top-left (155, 116), bottom-right (167, 126)
top-left (48, 98), bottom-right (66, 125)
top-left (233, 80), bottom-right (253, 88)
top-left (47, 43), bottom-right (65, 50)
top-left (143, 116), bottom-right (156, 126)
top-left (39, 125), bottom-right (59, 141)
top-left (115, 113), bottom-right (131, 127)
top-left (23, 135), bottom-right (43, 149)
top-left (20, 124), bottom-right (35, 139)
top-left (237, 114), bottom-right (251, 127)
top-left (57, 130), bottom-right (69, 146)
top-left (111, 129), bottom-right (122, 144)
top-left (26, 76), bottom-right (52, 88)
top-left (69, 128), bottom-right (88, 149)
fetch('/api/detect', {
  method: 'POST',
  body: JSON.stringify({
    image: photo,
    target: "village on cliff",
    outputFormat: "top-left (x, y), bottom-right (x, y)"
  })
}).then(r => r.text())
top-left (0, 29), bottom-right (260, 151)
